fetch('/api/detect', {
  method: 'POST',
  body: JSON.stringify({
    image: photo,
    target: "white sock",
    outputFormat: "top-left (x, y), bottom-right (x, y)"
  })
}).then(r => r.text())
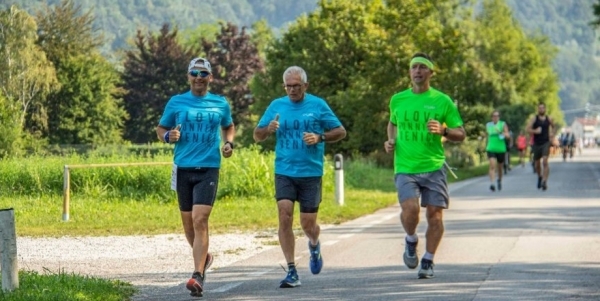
top-left (423, 252), bottom-right (434, 261)
top-left (406, 234), bottom-right (418, 243)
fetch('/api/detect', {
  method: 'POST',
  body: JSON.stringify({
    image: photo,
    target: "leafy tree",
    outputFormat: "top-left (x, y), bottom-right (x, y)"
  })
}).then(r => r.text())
top-left (36, 0), bottom-right (125, 145)
top-left (47, 54), bottom-right (127, 145)
top-left (35, 0), bottom-right (103, 61)
top-left (250, 19), bottom-right (275, 58)
top-left (179, 23), bottom-right (220, 51)
top-left (200, 22), bottom-right (264, 141)
top-left (0, 5), bottom-right (59, 151)
top-left (251, 0), bottom-right (561, 157)
top-left (471, 0), bottom-right (561, 124)
top-left (121, 23), bottom-right (195, 143)
top-left (0, 94), bottom-right (24, 157)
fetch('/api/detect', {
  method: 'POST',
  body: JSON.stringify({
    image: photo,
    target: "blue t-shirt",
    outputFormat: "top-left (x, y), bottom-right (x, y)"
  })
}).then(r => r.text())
top-left (159, 91), bottom-right (233, 168)
top-left (257, 93), bottom-right (342, 177)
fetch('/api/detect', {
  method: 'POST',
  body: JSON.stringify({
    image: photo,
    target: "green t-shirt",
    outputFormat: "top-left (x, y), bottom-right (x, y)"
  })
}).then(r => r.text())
top-left (485, 121), bottom-right (507, 153)
top-left (389, 88), bottom-right (463, 174)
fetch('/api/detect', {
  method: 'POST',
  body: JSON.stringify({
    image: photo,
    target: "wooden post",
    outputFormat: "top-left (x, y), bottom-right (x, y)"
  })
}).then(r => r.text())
top-left (0, 208), bottom-right (19, 291)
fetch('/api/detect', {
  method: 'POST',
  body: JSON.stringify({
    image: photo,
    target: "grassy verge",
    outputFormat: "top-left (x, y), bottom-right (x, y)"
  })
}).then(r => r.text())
top-left (0, 270), bottom-right (135, 301)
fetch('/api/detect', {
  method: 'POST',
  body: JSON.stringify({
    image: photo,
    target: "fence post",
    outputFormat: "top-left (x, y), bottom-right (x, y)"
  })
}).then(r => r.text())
top-left (63, 165), bottom-right (70, 222)
top-left (0, 208), bottom-right (19, 292)
top-left (334, 154), bottom-right (344, 206)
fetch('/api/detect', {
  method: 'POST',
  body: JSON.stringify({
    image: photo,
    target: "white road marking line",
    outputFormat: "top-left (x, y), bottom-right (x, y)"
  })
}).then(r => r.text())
top-left (248, 269), bottom-right (271, 277)
top-left (210, 281), bottom-right (243, 293)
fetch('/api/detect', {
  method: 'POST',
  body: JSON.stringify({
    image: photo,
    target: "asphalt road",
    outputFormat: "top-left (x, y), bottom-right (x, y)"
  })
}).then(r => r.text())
top-left (134, 148), bottom-right (600, 301)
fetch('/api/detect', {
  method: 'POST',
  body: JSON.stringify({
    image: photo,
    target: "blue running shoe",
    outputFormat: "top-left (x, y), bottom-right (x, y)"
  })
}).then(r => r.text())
top-left (279, 267), bottom-right (301, 288)
top-left (309, 241), bottom-right (323, 274)
top-left (403, 239), bottom-right (419, 269)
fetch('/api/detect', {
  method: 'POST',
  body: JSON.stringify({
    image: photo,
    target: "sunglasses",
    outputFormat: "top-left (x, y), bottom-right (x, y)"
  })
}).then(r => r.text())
top-left (189, 70), bottom-right (211, 78)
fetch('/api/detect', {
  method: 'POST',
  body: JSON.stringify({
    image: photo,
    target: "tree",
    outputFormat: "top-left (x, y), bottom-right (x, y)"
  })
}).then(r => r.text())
top-left (201, 22), bottom-right (264, 142)
top-left (0, 94), bottom-right (24, 157)
top-left (47, 54), bottom-right (127, 145)
top-left (593, 0), bottom-right (600, 28)
top-left (472, 0), bottom-right (562, 127)
top-left (121, 23), bottom-right (196, 143)
top-left (36, 0), bottom-right (125, 146)
top-left (0, 5), bottom-right (59, 152)
top-left (250, 0), bottom-right (561, 157)
top-left (35, 0), bottom-right (103, 61)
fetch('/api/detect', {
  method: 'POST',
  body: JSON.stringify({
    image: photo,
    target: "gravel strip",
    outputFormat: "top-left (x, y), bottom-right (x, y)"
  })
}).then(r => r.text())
top-left (15, 232), bottom-right (279, 289)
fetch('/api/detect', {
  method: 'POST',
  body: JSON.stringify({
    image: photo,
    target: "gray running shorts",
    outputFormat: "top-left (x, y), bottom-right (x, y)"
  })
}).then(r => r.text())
top-left (394, 168), bottom-right (449, 209)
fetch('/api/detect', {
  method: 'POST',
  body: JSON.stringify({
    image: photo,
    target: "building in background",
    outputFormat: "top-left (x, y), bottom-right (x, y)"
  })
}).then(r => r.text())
top-left (571, 117), bottom-right (600, 147)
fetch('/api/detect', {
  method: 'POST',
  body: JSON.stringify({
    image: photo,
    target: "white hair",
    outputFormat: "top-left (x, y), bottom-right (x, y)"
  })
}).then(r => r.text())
top-left (282, 66), bottom-right (308, 84)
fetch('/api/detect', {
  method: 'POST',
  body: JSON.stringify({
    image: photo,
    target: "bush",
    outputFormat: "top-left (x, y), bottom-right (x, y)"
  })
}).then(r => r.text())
top-left (0, 144), bottom-right (335, 201)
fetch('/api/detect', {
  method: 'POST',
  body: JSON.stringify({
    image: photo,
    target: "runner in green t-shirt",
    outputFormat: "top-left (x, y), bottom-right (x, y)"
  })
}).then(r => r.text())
top-left (484, 111), bottom-right (510, 192)
top-left (384, 52), bottom-right (465, 279)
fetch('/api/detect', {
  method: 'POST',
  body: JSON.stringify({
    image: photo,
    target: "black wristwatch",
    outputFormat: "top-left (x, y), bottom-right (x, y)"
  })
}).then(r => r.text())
top-left (225, 141), bottom-right (235, 149)
top-left (443, 127), bottom-right (449, 137)
top-left (320, 133), bottom-right (326, 143)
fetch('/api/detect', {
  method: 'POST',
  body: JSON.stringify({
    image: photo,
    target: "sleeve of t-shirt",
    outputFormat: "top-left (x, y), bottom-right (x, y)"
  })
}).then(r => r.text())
top-left (257, 102), bottom-right (275, 128)
top-left (444, 97), bottom-right (463, 128)
top-left (158, 98), bottom-right (176, 128)
top-left (220, 98), bottom-right (233, 127)
top-left (320, 101), bottom-right (342, 130)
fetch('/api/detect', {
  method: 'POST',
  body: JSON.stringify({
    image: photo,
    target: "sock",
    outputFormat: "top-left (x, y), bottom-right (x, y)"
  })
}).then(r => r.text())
top-left (406, 234), bottom-right (418, 243)
top-left (287, 262), bottom-right (296, 270)
top-left (309, 240), bottom-right (319, 249)
top-left (423, 252), bottom-right (434, 261)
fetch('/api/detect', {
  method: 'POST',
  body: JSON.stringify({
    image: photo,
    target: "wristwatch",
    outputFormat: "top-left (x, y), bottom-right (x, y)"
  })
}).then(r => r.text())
top-left (224, 141), bottom-right (235, 149)
top-left (443, 127), bottom-right (449, 137)
top-left (320, 133), bottom-right (326, 143)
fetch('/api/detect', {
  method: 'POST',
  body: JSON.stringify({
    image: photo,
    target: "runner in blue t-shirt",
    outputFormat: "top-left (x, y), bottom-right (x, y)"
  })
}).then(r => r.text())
top-left (254, 66), bottom-right (346, 288)
top-left (156, 57), bottom-right (235, 298)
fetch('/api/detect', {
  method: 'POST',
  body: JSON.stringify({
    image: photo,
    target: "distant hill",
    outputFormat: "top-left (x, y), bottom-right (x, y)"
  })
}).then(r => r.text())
top-left (3, 0), bottom-right (599, 119)
top-left (506, 0), bottom-right (600, 121)
top-left (1, 0), bottom-right (319, 53)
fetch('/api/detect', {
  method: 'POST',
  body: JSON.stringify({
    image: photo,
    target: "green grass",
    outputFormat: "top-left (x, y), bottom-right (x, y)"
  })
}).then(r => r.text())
top-left (0, 270), bottom-right (135, 301)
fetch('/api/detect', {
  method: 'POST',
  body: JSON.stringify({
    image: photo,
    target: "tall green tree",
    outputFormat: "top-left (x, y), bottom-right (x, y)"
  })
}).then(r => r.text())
top-left (0, 5), bottom-right (59, 154)
top-left (472, 0), bottom-right (562, 128)
top-left (201, 22), bottom-right (264, 141)
top-left (48, 54), bottom-right (127, 145)
top-left (121, 23), bottom-right (195, 143)
top-left (36, 0), bottom-right (125, 146)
